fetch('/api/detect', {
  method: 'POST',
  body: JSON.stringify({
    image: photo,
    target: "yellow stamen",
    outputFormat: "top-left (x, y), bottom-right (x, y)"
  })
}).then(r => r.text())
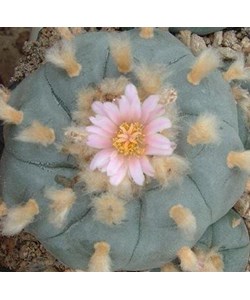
top-left (112, 122), bottom-right (145, 156)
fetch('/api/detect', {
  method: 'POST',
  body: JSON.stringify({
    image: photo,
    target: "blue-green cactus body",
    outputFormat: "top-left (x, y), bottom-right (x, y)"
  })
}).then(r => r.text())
top-left (0, 28), bottom-right (249, 271)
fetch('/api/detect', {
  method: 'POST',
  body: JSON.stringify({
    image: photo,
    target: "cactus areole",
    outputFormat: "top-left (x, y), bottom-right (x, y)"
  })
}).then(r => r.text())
top-left (0, 28), bottom-right (249, 271)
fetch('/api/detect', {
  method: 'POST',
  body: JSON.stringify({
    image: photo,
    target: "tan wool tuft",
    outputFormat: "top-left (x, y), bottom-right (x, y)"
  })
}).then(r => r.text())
top-left (88, 241), bottom-right (111, 272)
top-left (161, 262), bottom-right (180, 272)
top-left (79, 169), bottom-right (109, 193)
top-left (169, 204), bottom-right (197, 237)
top-left (98, 76), bottom-right (129, 101)
top-left (45, 40), bottom-right (82, 77)
top-left (0, 99), bottom-right (23, 125)
top-left (152, 155), bottom-right (189, 187)
top-left (1, 199), bottom-right (39, 236)
top-left (0, 202), bottom-right (7, 217)
top-left (15, 121), bottom-right (55, 146)
top-left (0, 85), bottom-right (10, 103)
top-left (227, 151), bottom-right (250, 173)
top-left (109, 35), bottom-right (133, 74)
top-left (135, 64), bottom-right (166, 98)
top-left (56, 27), bottom-right (74, 40)
top-left (139, 28), bottom-right (154, 39)
top-left (187, 48), bottom-right (221, 85)
top-left (194, 248), bottom-right (224, 272)
top-left (177, 246), bottom-right (199, 272)
top-left (92, 193), bottom-right (126, 225)
top-left (45, 187), bottom-right (76, 228)
top-left (223, 56), bottom-right (250, 82)
top-left (187, 114), bottom-right (219, 146)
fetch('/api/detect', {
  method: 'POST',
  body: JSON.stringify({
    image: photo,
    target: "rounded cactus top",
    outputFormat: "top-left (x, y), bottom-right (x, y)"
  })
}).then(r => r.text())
top-left (0, 28), bottom-right (249, 271)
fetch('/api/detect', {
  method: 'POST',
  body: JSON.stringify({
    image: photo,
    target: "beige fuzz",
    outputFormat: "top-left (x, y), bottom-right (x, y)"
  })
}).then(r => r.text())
top-left (187, 114), bottom-right (219, 146)
top-left (161, 262), bottom-right (180, 272)
top-left (152, 155), bottom-right (189, 187)
top-left (109, 35), bottom-right (133, 73)
top-left (135, 64), bottom-right (166, 98)
top-left (0, 202), bottom-right (7, 217)
top-left (92, 193), bottom-right (126, 226)
top-left (15, 121), bottom-right (55, 146)
top-left (88, 241), bottom-right (111, 272)
top-left (45, 40), bottom-right (82, 77)
top-left (187, 48), bottom-right (221, 85)
top-left (1, 199), bottom-right (39, 236)
top-left (0, 99), bottom-right (23, 125)
top-left (139, 28), bottom-right (154, 39)
top-left (79, 170), bottom-right (109, 193)
top-left (97, 76), bottom-right (129, 101)
top-left (45, 187), bottom-right (76, 228)
top-left (56, 27), bottom-right (73, 40)
top-left (0, 86), bottom-right (10, 102)
top-left (169, 204), bottom-right (196, 236)
top-left (227, 151), bottom-right (250, 173)
top-left (223, 56), bottom-right (250, 82)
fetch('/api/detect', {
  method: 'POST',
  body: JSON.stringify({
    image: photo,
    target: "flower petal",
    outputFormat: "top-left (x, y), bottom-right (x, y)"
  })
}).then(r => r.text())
top-left (89, 148), bottom-right (114, 170)
top-left (89, 116), bottom-right (117, 134)
top-left (109, 164), bottom-right (128, 186)
top-left (86, 125), bottom-right (113, 138)
top-left (145, 145), bottom-right (174, 156)
top-left (125, 84), bottom-right (140, 104)
top-left (147, 105), bottom-right (165, 123)
top-left (118, 96), bottom-right (132, 122)
top-left (140, 156), bottom-right (155, 177)
top-left (146, 134), bottom-right (173, 149)
top-left (141, 95), bottom-right (160, 124)
top-left (128, 157), bottom-right (145, 185)
top-left (145, 117), bottom-right (172, 135)
top-left (103, 102), bottom-right (122, 125)
top-left (92, 101), bottom-right (106, 116)
top-left (106, 154), bottom-right (125, 177)
top-left (87, 134), bottom-right (112, 149)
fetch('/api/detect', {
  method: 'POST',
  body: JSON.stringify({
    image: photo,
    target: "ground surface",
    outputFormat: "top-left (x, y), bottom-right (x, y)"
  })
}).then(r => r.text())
top-left (0, 27), bottom-right (249, 271)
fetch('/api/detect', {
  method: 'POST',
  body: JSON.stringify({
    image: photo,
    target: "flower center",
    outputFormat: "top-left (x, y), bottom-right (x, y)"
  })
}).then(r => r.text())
top-left (112, 122), bottom-right (145, 156)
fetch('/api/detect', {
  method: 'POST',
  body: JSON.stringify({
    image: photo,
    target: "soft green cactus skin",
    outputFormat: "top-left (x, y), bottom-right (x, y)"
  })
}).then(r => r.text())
top-left (0, 28), bottom-right (249, 271)
top-left (151, 210), bottom-right (250, 272)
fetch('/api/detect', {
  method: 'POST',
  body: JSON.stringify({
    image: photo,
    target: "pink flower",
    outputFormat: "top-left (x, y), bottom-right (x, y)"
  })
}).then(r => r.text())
top-left (86, 84), bottom-right (175, 186)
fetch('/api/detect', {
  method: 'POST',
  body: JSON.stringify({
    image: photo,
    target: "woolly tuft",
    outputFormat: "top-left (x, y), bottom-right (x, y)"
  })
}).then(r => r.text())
top-left (159, 87), bottom-right (178, 105)
top-left (109, 35), bottom-right (133, 74)
top-left (88, 241), bottom-right (111, 272)
top-left (177, 246), bottom-right (199, 272)
top-left (223, 55), bottom-right (250, 82)
top-left (1, 199), bottom-right (39, 236)
top-left (231, 85), bottom-right (250, 103)
top-left (169, 204), bottom-right (197, 237)
top-left (152, 155), bottom-right (189, 187)
top-left (79, 169), bottom-right (109, 193)
top-left (45, 40), bottom-right (82, 77)
top-left (56, 27), bottom-right (73, 40)
top-left (97, 76), bottom-right (129, 101)
top-left (92, 193), bottom-right (126, 226)
top-left (161, 262), bottom-right (180, 272)
top-left (194, 248), bottom-right (224, 272)
top-left (227, 151), bottom-right (250, 173)
top-left (0, 85), bottom-right (10, 103)
top-left (187, 48), bottom-right (221, 85)
top-left (44, 187), bottom-right (76, 228)
top-left (15, 121), bottom-right (55, 146)
top-left (187, 114), bottom-right (219, 146)
top-left (0, 202), bottom-right (7, 217)
top-left (139, 28), bottom-right (154, 39)
top-left (135, 64), bottom-right (166, 98)
top-left (0, 99), bottom-right (23, 125)
top-left (231, 218), bottom-right (241, 228)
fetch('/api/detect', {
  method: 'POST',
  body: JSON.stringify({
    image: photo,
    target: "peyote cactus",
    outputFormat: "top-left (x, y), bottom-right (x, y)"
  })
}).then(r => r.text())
top-left (0, 27), bottom-right (249, 272)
